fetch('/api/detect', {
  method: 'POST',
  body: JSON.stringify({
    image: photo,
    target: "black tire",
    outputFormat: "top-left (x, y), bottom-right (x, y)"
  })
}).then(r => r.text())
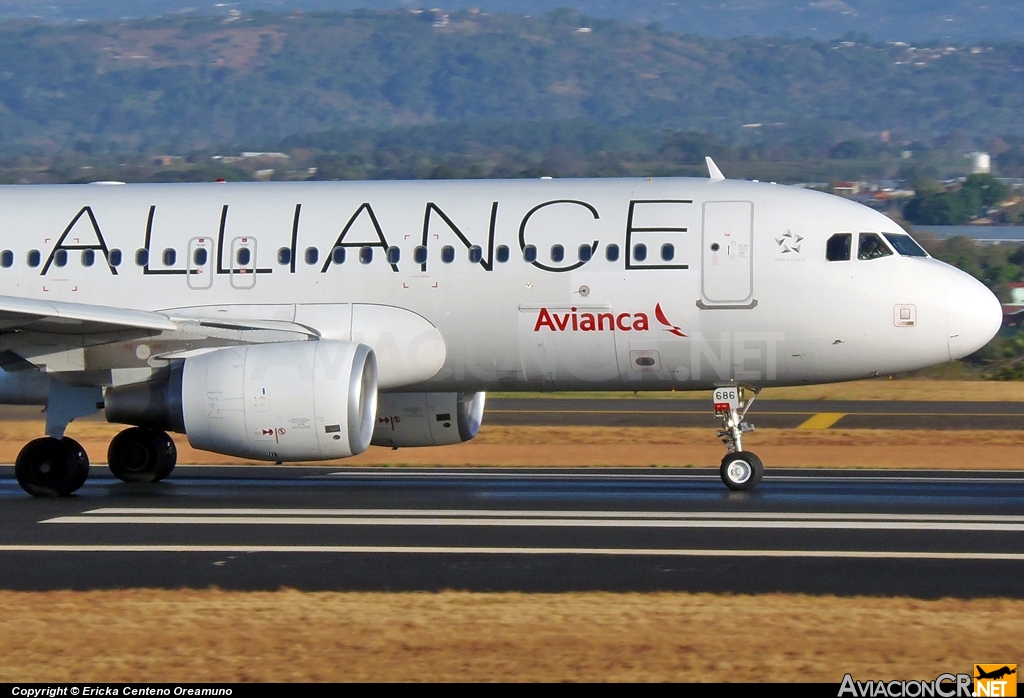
top-left (153, 431), bottom-right (177, 482)
top-left (15, 437), bottom-right (81, 497)
top-left (62, 437), bottom-right (91, 493)
top-left (720, 451), bottom-right (764, 492)
top-left (107, 427), bottom-right (173, 483)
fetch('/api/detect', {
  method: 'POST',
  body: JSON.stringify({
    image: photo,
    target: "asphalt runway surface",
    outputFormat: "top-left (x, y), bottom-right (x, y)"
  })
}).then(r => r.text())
top-left (1, 465), bottom-right (1023, 597)
top-left (486, 397), bottom-right (1024, 429)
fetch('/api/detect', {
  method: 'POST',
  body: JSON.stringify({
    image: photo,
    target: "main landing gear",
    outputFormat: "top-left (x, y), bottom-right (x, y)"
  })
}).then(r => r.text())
top-left (15, 437), bottom-right (90, 498)
top-left (107, 426), bottom-right (177, 484)
top-left (713, 386), bottom-right (764, 491)
top-left (15, 379), bottom-right (102, 497)
top-left (15, 378), bottom-right (177, 497)
top-left (17, 426), bottom-right (178, 497)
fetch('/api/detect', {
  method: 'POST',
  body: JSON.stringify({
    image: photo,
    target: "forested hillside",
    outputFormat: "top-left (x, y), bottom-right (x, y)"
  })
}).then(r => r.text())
top-left (1, 9), bottom-right (1024, 153)
top-left (2, 1), bottom-right (1022, 42)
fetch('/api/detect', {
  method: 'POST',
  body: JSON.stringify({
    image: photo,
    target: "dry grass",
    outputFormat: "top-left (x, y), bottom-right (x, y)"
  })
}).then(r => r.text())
top-left (0, 590), bottom-right (1017, 682)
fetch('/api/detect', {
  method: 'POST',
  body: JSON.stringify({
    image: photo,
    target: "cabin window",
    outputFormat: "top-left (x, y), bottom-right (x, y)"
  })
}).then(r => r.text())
top-left (27, 250), bottom-right (40, 267)
top-left (191, 248), bottom-right (207, 266)
top-left (107, 249), bottom-right (122, 267)
top-left (236, 247), bottom-right (251, 266)
top-left (496, 245), bottom-right (510, 263)
top-left (332, 247), bottom-right (346, 265)
top-left (304, 247), bottom-right (319, 265)
top-left (135, 249), bottom-right (149, 267)
top-left (359, 246), bottom-right (373, 264)
top-left (606, 244), bottom-right (620, 262)
top-left (857, 233), bottom-right (893, 261)
top-left (441, 246), bottom-right (455, 264)
top-left (661, 243), bottom-right (675, 262)
top-left (277, 247), bottom-right (291, 265)
top-left (883, 233), bottom-right (928, 258)
top-left (54, 249), bottom-right (68, 267)
top-left (468, 245), bottom-right (483, 264)
top-left (633, 243), bottom-right (648, 262)
top-left (0, 250), bottom-right (12, 268)
top-left (387, 246), bottom-right (401, 264)
top-left (414, 246), bottom-right (427, 264)
top-left (826, 233), bottom-right (852, 261)
top-left (578, 244), bottom-right (592, 262)
top-left (523, 245), bottom-right (537, 263)
top-left (81, 249), bottom-right (95, 267)
top-left (550, 244), bottom-right (564, 263)
top-left (162, 248), bottom-right (177, 267)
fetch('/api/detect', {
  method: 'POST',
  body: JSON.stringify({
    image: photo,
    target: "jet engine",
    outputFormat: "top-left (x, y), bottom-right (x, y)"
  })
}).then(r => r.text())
top-left (105, 340), bottom-right (377, 461)
top-left (371, 391), bottom-right (485, 447)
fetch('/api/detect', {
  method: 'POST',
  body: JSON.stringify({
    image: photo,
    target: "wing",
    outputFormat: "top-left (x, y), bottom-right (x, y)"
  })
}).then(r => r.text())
top-left (0, 294), bottom-right (177, 334)
top-left (0, 296), bottom-right (444, 391)
top-left (0, 294), bottom-right (316, 382)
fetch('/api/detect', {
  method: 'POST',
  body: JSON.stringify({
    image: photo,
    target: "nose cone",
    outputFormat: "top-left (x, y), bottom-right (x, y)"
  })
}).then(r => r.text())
top-left (947, 272), bottom-right (1002, 360)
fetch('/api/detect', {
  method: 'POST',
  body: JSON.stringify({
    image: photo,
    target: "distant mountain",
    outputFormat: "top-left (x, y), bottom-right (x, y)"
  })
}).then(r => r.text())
top-left (0, 1), bottom-right (1022, 42)
top-left (0, 10), bottom-right (1022, 153)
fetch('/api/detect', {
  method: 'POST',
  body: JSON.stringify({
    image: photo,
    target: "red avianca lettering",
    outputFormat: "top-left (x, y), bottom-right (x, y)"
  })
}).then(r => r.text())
top-left (534, 307), bottom-right (650, 332)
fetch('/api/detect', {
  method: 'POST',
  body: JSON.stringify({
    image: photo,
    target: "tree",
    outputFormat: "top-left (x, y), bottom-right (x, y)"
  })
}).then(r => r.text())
top-left (960, 173), bottom-right (1008, 210)
top-left (903, 190), bottom-right (969, 225)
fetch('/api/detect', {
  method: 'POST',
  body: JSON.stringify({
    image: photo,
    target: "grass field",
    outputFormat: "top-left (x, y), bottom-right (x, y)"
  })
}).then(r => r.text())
top-left (0, 590), bottom-right (1017, 682)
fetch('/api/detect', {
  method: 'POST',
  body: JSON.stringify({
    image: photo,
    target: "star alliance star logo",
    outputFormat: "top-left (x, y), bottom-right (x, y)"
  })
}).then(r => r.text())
top-left (776, 230), bottom-right (803, 254)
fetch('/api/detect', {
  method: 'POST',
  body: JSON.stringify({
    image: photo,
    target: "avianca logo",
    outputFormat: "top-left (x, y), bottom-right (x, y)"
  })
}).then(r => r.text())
top-left (534, 302), bottom-right (686, 336)
top-left (655, 303), bottom-right (687, 337)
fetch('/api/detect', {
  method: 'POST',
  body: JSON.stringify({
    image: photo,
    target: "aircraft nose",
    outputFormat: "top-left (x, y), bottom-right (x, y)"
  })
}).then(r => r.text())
top-left (947, 272), bottom-right (1002, 360)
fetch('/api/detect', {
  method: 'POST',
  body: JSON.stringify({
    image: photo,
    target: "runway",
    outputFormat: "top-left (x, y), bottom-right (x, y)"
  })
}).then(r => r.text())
top-left (486, 397), bottom-right (1024, 429)
top-left (1, 465), bottom-right (1022, 597)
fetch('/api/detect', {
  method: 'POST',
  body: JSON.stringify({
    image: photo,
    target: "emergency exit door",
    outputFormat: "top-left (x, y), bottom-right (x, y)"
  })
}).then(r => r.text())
top-left (187, 237), bottom-right (213, 290)
top-left (230, 236), bottom-right (257, 290)
top-left (701, 201), bottom-right (754, 307)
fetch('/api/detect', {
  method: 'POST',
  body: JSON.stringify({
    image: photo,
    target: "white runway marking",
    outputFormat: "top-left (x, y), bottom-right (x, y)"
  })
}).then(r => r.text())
top-left (0, 544), bottom-right (1022, 560)
top-left (74, 508), bottom-right (1024, 522)
top-left (40, 508), bottom-right (1024, 531)
top-left (320, 471), bottom-right (1024, 483)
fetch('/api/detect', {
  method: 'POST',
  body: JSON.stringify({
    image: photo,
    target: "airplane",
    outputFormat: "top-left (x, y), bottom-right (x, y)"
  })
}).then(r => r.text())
top-left (0, 158), bottom-right (1002, 497)
top-left (976, 667), bottom-right (1016, 681)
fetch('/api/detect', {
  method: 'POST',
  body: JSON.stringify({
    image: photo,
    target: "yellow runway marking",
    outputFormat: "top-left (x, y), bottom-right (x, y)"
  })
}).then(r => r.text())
top-left (797, 413), bottom-right (847, 429)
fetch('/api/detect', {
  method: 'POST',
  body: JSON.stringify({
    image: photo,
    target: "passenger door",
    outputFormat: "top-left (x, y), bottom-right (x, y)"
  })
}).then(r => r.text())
top-left (700, 201), bottom-right (754, 308)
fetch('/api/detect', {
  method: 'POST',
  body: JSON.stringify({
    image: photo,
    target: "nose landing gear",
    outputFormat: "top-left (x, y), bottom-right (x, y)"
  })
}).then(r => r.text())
top-left (713, 386), bottom-right (763, 491)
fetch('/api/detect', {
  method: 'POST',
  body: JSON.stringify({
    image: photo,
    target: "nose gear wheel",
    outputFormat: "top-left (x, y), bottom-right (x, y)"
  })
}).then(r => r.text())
top-left (713, 386), bottom-right (763, 491)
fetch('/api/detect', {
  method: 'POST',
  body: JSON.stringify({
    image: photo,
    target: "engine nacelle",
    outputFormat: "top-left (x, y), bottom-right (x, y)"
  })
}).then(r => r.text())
top-left (372, 392), bottom-right (485, 448)
top-left (106, 340), bottom-right (377, 461)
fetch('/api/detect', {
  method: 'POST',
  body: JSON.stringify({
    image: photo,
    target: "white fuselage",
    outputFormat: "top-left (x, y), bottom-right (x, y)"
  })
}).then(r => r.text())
top-left (0, 177), bottom-right (1001, 392)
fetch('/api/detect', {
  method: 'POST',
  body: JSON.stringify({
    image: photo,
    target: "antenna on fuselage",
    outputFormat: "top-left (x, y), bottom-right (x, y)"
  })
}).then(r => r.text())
top-left (706, 156), bottom-right (725, 182)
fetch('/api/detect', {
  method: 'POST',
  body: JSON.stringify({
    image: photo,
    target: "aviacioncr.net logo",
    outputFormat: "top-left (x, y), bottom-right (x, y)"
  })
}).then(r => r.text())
top-left (838, 673), bottom-right (973, 698)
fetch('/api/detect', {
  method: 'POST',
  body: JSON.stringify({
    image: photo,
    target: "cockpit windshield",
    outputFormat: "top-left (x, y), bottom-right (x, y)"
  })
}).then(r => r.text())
top-left (857, 233), bottom-right (893, 260)
top-left (883, 232), bottom-right (928, 257)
